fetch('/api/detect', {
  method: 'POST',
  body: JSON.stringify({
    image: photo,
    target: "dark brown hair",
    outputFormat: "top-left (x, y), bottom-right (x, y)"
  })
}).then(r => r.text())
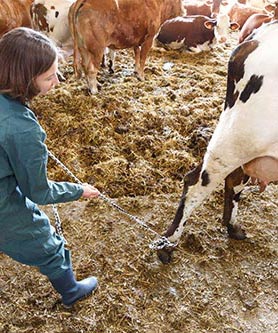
top-left (0, 27), bottom-right (58, 103)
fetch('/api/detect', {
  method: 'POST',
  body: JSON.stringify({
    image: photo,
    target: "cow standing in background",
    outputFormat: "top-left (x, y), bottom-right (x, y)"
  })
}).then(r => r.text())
top-left (155, 21), bottom-right (278, 264)
top-left (227, 1), bottom-right (267, 28)
top-left (155, 14), bottom-right (239, 52)
top-left (31, 0), bottom-right (75, 57)
top-left (237, 0), bottom-right (267, 9)
top-left (182, 0), bottom-right (213, 17)
top-left (0, 0), bottom-right (33, 37)
top-left (183, 0), bottom-right (228, 18)
top-left (68, 0), bottom-right (183, 94)
top-left (238, 1), bottom-right (278, 43)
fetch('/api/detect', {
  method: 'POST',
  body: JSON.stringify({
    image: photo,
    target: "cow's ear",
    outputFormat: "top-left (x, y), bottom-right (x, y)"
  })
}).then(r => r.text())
top-left (264, 4), bottom-right (275, 13)
top-left (205, 0), bottom-right (213, 5)
top-left (230, 22), bottom-right (240, 31)
top-left (204, 20), bottom-right (216, 30)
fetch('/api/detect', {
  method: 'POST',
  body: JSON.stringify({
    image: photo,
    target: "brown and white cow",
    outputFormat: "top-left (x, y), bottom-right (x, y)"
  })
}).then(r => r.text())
top-left (68, 0), bottom-right (183, 94)
top-left (238, 1), bottom-right (278, 43)
top-left (0, 0), bottom-right (33, 37)
top-left (31, 0), bottom-right (114, 70)
top-left (227, 1), bottom-right (266, 28)
top-left (232, 0), bottom-right (267, 9)
top-left (183, 0), bottom-right (228, 18)
top-left (183, 0), bottom-right (212, 17)
top-left (31, 0), bottom-right (75, 56)
top-left (155, 14), bottom-right (239, 52)
top-left (154, 20), bottom-right (278, 263)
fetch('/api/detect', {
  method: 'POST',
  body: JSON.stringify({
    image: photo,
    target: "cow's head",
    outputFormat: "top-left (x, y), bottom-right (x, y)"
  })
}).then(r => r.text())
top-left (204, 14), bottom-right (239, 44)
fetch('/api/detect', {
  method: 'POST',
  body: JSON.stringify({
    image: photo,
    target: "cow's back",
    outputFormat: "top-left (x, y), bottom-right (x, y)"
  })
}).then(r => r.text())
top-left (228, 2), bottom-right (265, 28)
top-left (0, 0), bottom-right (33, 36)
top-left (160, 0), bottom-right (183, 23)
top-left (225, 20), bottom-right (278, 126)
top-left (70, 0), bottom-right (182, 49)
top-left (239, 13), bottom-right (272, 43)
top-left (157, 15), bottom-right (215, 48)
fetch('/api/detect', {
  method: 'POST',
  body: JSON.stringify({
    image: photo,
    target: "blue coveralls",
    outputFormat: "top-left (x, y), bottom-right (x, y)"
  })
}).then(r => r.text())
top-left (0, 94), bottom-right (84, 279)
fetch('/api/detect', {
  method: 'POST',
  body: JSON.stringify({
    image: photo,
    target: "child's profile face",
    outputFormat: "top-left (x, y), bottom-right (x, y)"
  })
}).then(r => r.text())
top-left (34, 57), bottom-right (59, 95)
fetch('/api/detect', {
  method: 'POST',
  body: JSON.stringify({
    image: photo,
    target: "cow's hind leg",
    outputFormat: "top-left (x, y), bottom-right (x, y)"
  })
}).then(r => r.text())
top-left (79, 47), bottom-right (103, 94)
top-left (223, 167), bottom-right (250, 240)
top-left (134, 36), bottom-right (154, 80)
top-left (134, 46), bottom-right (141, 77)
top-left (101, 48), bottom-right (116, 74)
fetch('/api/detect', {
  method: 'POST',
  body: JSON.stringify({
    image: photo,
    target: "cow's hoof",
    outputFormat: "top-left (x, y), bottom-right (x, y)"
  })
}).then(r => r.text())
top-left (88, 85), bottom-right (100, 95)
top-left (157, 248), bottom-right (174, 264)
top-left (108, 61), bottom-right (114, 74)
top-left (57, 72), bottom-right (66, 82)
top-left (134, 71), bottom-right (144, 81)
top-left (227, 224), bottom-right (247, 240)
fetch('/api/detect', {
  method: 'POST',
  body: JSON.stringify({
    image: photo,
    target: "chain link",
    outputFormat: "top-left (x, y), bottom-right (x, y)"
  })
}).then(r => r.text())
top-left (51, 203), bottom-right (67, 244)
top-left (48, 150), bottom-right (177, 250)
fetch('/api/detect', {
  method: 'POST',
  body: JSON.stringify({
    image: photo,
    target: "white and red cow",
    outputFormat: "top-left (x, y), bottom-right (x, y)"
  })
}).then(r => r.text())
top-left (31, 0), bottom-right (114, 70)
top-left (183, 0), bottom-right (228, 18)
top-left (31, 0), bottom-right (75, 56)
top-left (155, 14), bottom-right (239, 52)
top-left (0, 0), bottom-right (33, 37)
top-left (68, 0), bottom-right (183, 94)
top-left (227, 1), bottom-right (267, 29)
top-left (238, 1), bottom-right (278, 43)
top-left (155, 21), bottom-right (278, 263)
top-left (183, 0), bottom-right (213, 17)
top-left (237, 0), bottom-right (267, 9)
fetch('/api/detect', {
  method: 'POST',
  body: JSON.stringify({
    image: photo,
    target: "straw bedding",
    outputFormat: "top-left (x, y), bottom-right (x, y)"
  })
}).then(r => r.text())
top-left (0, 31), bottom-right (277, 333)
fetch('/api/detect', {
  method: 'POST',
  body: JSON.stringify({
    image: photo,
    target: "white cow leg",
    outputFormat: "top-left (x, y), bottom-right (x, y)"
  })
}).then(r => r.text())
top-left (107, 49), bottom-right (115, 74)
top-left (157, 163), bottom-right (229, 263)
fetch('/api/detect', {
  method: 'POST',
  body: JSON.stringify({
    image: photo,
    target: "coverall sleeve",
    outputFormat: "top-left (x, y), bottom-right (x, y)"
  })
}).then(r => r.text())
top-left (7, 117), bottom-right (84, 205)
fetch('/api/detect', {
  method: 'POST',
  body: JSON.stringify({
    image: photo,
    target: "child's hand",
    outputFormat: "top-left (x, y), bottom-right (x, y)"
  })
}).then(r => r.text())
top-left (81, 183), bottom-right (100, 198)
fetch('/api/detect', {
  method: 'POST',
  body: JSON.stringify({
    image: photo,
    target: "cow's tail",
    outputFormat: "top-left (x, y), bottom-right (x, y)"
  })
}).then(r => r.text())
top-left (68, 0), bottom-right (87, 77)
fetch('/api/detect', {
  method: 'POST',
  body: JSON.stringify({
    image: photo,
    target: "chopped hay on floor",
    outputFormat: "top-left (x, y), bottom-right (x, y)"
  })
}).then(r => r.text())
top-left (0, 31), bottom-right (277, 333)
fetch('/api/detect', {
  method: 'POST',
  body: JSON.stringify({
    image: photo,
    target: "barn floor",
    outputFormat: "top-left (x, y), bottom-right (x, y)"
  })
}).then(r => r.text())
top-left (0, 31), bottom-right (277, 333)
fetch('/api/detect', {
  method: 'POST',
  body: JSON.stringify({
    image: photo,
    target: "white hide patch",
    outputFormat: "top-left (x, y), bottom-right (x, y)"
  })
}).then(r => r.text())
top-left (33, 0), bottom-right (75, 48)
top-left (206, 22), bottom-right (278, 173)
top-left (173, 16), bottom-right (195, 24)
top-left (189, 40), bottom-right (213, 53)
top-left (168, 39), bottom-right (185, 50)
top-left (214, 14), bottom-right (231, 43)
top-left (230, 200), bottom-right (238, 225)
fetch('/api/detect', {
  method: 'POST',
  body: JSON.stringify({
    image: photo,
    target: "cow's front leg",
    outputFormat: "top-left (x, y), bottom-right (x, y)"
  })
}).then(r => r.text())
top-left (157, 163), bottom-right (225, 263)
top-left (157, 165), bottom-right (202, 263)
top-left (223, 168), bottom-right (250, 240)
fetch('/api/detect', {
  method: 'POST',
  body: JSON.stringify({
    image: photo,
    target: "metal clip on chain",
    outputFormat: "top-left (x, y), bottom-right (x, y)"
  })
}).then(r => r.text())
top-left (149, 236), bottom-right (178, 250)
top-left (48, 150), bottom-right (177, 250)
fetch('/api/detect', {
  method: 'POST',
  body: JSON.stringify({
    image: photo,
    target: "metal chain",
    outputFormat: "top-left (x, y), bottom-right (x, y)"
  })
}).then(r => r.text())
top-left (48, 150), bottom-right (176, 250)
top-left (52, 203), bottom-right (67, 244)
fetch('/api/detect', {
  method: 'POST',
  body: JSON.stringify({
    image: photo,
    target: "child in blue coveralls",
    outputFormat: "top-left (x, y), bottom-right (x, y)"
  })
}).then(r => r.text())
top-left (0, 27), bottom-right (100, 308)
